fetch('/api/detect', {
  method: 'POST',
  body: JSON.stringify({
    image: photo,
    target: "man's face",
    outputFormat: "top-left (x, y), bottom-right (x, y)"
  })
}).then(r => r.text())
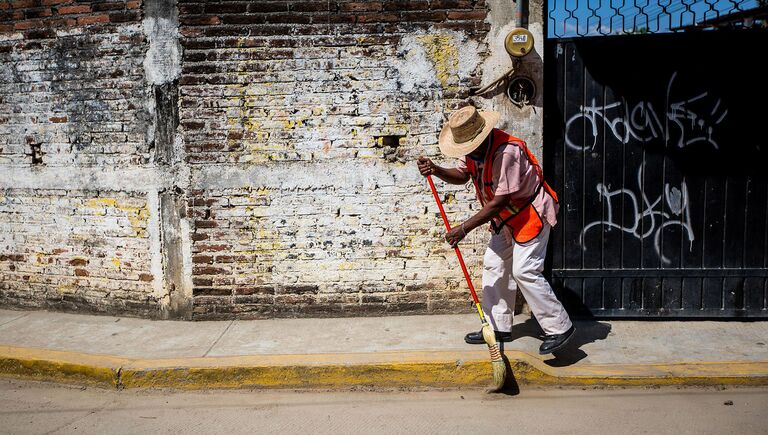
top-left (467, 140), bottom-right (488, 160)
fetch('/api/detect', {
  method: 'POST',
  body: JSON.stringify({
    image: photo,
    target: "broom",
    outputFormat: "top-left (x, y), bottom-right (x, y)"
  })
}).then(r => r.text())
top-left (426, 175), bottom-right (506, 392)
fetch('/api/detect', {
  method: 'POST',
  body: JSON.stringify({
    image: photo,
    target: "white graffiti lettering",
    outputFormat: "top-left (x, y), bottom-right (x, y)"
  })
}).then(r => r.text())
top-left (565, 72), bottom-right (728, 151)
top-left (579, 163), bottom-right (694, 265)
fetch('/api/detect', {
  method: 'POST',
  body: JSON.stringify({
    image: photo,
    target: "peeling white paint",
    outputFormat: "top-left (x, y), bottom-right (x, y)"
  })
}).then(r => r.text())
top-left (178, 214), bottom-right (194, 302)
top-left (146, 189), bottom-right (166, 302)
top-left (0, 167), bottom-right (172, 191)
top-left (393, 30), bottom-right (482, 94)
top-left (143, 16), bottom-right (181, 85)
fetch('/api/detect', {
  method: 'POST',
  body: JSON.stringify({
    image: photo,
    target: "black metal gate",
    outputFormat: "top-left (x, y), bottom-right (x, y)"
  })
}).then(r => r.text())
top-left (544, 4), bottom-right (768, 318)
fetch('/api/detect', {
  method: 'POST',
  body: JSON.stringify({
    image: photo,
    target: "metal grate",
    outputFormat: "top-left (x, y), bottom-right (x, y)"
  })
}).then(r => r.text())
top-left (543, 30), bottom-right (768, 317)
top-left (548, 0), bottom-right (767, 38)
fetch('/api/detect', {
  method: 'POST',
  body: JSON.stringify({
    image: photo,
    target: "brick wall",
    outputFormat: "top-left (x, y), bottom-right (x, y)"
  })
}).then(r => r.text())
top-left (0, 189), bottom-right (157, 314)
top-left (0, 0), bottom-right (147, 165)
top-left (1, 0), bottom-right (545, 319)
top-left (179, 0), bottom-right (491, 319)
top-left (0, 1), bottom-right (171, 316)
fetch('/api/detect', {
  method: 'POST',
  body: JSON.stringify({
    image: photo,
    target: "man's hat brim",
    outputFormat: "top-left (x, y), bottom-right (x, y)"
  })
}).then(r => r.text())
top-left (438, 111), bottom-right (500, 158)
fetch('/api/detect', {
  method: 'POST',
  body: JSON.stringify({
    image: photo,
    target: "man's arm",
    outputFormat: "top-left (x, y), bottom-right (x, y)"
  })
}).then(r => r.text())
top-left (417, 156), bottom-right (470, 185)
top-left (444, 193), bottom-right (511, 246)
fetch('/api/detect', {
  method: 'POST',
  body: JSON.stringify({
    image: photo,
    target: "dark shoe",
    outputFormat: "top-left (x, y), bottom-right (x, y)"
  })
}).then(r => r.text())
top-left (464, 330), bottom-right (513, 345)
top-left (539, 325), bottom-right (576, 354)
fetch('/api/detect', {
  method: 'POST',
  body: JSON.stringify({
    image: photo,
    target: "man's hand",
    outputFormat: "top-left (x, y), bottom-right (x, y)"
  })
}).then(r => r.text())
top-left (417, 156), bottom-right (470, 184)
top-left (445, 225), bottom-right (466, 247)
top-left (417, 156), bottom-right (436, 177)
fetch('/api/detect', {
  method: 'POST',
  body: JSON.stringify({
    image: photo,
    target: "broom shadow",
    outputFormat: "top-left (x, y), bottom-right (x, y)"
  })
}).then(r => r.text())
top-left (497, 354), bottom-right (521, 396)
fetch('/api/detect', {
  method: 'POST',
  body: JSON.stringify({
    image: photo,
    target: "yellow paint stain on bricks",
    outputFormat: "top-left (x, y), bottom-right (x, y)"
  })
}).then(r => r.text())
top-left (56, 284), bottom-right (74, 295)
top-left (282, 119), bottom-right (305, 130)
top-left (417, 34), bottom-right (459, 90)
top-left (34, 252), bottom-right (49, 264)
top-left (111, 257), bottom-right (122, 269)
top-left (86, 198), bottom-right (149, 237)
top-left (228, 78), bottom-right (273, 163)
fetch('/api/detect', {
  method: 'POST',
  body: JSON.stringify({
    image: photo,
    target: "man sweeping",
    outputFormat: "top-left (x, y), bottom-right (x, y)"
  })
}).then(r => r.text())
top-left (418, 106), bottom-right (575, 355)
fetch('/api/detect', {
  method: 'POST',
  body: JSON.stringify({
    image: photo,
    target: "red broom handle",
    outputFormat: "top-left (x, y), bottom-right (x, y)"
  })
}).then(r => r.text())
top-left (426, 175), bottom-right (481, 305)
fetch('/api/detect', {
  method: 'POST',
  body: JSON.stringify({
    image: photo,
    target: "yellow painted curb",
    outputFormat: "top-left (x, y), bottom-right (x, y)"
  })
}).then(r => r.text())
top-left (0, 346), bottom-right (121, 388)
top-left (1, 346), bottom-right (767, 390)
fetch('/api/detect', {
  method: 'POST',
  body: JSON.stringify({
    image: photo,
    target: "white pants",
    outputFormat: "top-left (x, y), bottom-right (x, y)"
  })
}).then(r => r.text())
top-left (482, 224), bottom-right (572, 335)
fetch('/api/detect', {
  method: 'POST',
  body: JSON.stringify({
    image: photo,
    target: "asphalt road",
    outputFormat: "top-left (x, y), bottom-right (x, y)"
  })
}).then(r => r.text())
top-left (1, 379), bottom-right (767, 435)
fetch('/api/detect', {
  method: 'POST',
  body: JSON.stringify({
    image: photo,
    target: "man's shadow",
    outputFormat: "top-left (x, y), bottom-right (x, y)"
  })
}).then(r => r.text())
top-left (492, 315), bottom-right (610, 395)
top-left (500, 315), bottom-right (612, 367)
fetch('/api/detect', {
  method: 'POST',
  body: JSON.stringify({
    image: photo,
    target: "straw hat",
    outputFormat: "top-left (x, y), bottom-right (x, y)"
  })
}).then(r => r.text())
top-left (438, 106), bottom-right (500, 158)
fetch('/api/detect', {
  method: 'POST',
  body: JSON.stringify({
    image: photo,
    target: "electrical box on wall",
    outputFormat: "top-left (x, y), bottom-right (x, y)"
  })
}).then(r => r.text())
top-left (504, 28), bottom-right (534, 58)
top-left (507, 76), bottom-right (536, 107)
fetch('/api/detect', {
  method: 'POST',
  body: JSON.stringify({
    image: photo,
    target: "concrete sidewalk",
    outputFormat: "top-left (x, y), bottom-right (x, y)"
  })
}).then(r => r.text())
top-left (1, 308), bottom-right (767, 390)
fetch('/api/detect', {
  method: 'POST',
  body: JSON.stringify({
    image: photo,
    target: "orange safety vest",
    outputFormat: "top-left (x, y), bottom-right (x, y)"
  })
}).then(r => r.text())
top-left (465, 129), bottom-right (559, 244)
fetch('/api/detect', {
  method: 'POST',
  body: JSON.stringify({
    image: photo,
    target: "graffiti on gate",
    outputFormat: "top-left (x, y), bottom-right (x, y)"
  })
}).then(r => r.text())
top-left (579, 163), bottom-right (694, 265)
top-left (565, 72), bottom-right (729, 151)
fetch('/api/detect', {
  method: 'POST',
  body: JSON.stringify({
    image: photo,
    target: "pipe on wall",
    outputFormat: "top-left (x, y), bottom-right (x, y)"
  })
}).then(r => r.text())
top-left (515, 0), bottom-right (529, 28)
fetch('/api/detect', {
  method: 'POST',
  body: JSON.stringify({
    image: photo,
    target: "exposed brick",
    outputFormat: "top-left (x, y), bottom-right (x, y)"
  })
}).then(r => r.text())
top-left (430, 0), bottom-right (476, 8)
top-left (204, 3), bottom-right (247, 14)
top-left (263, 13), bottom-right (310, 24)
top-left (25, 8), bottom-right (53, 19)
top-left (92, 2), bottom-right (125, 12)
top-left (249, 2), bottom-right (289, 13)
top-left (193, 255), bottom-right (213, 264)
top-left (357, 14), bottom-right (400, 23)
top-left (290, 2), bottom-right (327, 13)
top-left (277, 285), bottom-right (318, 295)
top-left (219, 14), bottom-right (266, 25)
top-left (193, 278), bottom-right (213, 286)
top-left (235, 285), bottom-right (275, 295)
top-left (191, 232), bottom-right (209, 241)
top-left (340, 2), bottom-right (382, 12)
top-left (25, 28), bottom-right (56, 39)
top-left (194, 220), bottom-right (217, 228)
top-left (194, 266), bottom-right (227, 275)
top-left (12, 0), bottom-right (37, 8)
top-left (383, 1), bottom-right (429, 11)
top-left (14, 20), bottom-right (42, 30)
top-left (181, 15), bottom-right (220, 26)
top-left (58, 5), bottom-right (90, 15)
top-left (447, 10), bottom-right (487, 20)
top-left (401, 10), bottom-right (448, 21)
top-left (0, 254), bottom-right (25, 262)
top-left (77, 14), bottom-right (109, 26)
top-left (193, 287), bottom-right (232, 296)
top-left (109, 11), bottom-right (141, 23)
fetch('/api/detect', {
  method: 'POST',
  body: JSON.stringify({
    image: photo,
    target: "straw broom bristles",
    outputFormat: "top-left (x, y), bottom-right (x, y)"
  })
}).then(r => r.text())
top-left (482, 322), bottom-right (507, 392)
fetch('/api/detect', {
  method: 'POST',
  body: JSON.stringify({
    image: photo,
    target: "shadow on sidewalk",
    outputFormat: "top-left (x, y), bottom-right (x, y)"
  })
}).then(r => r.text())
top-left (547, 319), bottom-right (611, 367)
top-left (500, 316), bottom-right (612, 367)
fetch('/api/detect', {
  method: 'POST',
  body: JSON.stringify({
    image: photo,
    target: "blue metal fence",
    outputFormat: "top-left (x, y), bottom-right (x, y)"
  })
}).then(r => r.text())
top-left (548, 0), bottom-right (765, 38)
